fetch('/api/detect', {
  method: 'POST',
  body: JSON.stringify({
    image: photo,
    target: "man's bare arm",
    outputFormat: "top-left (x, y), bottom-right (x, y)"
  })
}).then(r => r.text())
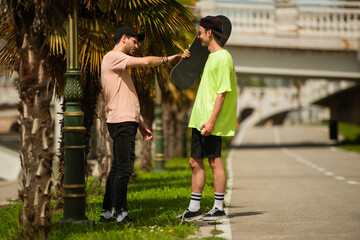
top-left (126, 55), bottom-right (181, 68)
top-left (200, 92), bottom-right (227, 136)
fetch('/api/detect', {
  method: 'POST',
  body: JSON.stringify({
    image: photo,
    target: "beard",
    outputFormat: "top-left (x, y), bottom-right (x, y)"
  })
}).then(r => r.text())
top-left (125, 45), bottom-right (136, 56)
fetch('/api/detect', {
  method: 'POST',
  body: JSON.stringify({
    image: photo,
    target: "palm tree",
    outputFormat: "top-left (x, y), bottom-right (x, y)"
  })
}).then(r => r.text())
top-left (0, 0), bottom-right (68, 238)
top-left (54, 0), bottom-right (196, 207)
top-left (113, 0), bottom-right (196, 170)
top-left (0, 0), bottom-right (195, 236)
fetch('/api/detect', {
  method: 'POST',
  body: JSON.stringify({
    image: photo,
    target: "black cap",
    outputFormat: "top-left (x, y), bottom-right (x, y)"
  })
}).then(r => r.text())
top-left (114, 26), bottom-right (145, 43)
top-left (200, 16), bottom-right (227, 39)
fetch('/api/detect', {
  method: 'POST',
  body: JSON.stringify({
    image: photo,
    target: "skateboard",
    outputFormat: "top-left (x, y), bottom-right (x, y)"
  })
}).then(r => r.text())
top-left (170, 15), bottom-right (232, 89)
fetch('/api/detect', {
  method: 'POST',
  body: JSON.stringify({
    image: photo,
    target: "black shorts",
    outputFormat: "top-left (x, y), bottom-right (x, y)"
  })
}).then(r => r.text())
top-left (190, 128), bottom-right (222, 158)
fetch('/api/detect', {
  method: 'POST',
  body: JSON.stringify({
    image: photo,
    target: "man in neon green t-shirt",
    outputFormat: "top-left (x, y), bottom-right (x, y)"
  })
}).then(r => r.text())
top-left (177, 16), bottom-right (237, 221)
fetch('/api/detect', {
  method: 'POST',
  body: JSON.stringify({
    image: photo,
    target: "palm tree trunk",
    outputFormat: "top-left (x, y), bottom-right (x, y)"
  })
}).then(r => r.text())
top-left (96, 94), bottom-right (112, 186)
top-left (163, 102), bottom-right (185, 158)
top-left (17, 33), bottom-right (54, 239)
top-left (135, 75), bottom-right (155, 171)
top-left (140, 117), bottom-right (154, 171)
top-left (7, 1), bottom-right (62, 237)
top-left (54, 101), bottom-right (65, 210)
top-left (81, 74), bottom-right (101, 176)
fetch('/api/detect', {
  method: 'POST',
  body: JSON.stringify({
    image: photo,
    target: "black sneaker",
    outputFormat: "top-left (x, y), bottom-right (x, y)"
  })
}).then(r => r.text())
top-left (176, 209), bottom-right (203, 222)
top-left (97, 209), bottom-right (116, 224)
top-left (202, 208), bottom-right (226, 221)
top-left (98, 215), bottom-right (116, 224)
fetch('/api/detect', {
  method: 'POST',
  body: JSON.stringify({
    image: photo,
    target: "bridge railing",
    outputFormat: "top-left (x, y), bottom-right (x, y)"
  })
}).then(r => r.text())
top-left (297, 1), bottom-right (360, 37)
top-left (196, 0), bottom-right (360, 38)
top-left (197, 1), bottom-right (276, 34)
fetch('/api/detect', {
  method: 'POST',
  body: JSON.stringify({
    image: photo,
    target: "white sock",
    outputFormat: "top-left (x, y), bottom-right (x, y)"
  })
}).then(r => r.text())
top-left (188, 192), bottom-right (202, 211)
top-left (213, 192), bottom-right (225, 211)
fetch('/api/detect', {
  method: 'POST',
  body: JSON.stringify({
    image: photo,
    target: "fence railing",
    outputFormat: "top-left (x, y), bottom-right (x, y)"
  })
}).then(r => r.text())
top-left (297, 1), bottom-right (360, 37)
top-left (196, 0), bottom-right (360, 38)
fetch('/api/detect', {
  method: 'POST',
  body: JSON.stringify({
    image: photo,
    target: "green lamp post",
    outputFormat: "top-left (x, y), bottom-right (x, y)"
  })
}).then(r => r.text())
top-left (58, 3), bottom-right (93, 225)
top-left (154, 73), bottom-right (166, 172)
top-left (182, 113), bottom-right (188, 158)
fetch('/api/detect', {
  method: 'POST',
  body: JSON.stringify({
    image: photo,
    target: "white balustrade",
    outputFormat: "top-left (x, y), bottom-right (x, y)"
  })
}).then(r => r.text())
top-left (298, 7), bottom-right (360, 37)
top-left (197, 1), bottom-right (275, 34)
top-left (292, 1), bottom-right (360, 37)
top-left (196, 1), bottom-right (360, 38)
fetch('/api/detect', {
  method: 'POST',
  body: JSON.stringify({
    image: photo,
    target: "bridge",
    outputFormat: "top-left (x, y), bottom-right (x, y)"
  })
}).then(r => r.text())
top-left (0, 0), bottom-right (360, 181)
top-left (196, 0), bottom-right (360, 80)
top-left (237, 79), bottom-right (355, 129)
top-left (195, 0), bottom-right (360, 128)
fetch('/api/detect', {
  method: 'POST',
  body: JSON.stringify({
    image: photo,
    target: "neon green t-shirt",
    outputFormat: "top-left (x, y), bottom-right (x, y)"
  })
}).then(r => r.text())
top-left (188, 49), bottom-right (237, 136)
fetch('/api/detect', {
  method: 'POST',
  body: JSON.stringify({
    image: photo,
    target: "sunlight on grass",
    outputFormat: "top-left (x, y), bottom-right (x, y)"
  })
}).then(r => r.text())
top-left (309, 122), bottom-right (360, 153)
top-left (0, 154), bottom-right (229, 239)
top-left (0, 202), bottom-right (22, 239)
top-left (338, 122), bottom-right (360, 153)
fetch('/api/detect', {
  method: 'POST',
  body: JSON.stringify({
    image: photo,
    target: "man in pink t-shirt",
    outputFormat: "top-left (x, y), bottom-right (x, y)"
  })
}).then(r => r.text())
top-left (98, 26), bottom-right (181, 225)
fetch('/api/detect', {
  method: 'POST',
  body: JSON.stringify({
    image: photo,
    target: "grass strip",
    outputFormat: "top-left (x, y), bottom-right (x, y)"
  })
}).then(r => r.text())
top-left (338, 122), bottom-right (360, 153)
top-left (0, 152), bottom-right (229, 239)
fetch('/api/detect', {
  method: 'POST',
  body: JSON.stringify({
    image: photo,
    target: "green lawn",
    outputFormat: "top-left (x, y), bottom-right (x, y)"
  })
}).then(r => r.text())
top-left (0, 153), bottom-right (229, 240)
top-left (338, 122), bottom-right (360, 153)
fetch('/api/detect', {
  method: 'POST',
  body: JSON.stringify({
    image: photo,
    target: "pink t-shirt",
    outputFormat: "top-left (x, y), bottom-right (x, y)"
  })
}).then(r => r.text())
top-left (101, 50), bottom-right (140, 123)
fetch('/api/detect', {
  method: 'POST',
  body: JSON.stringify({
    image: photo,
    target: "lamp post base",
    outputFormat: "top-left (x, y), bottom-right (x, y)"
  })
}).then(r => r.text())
top-left (56, 217), bottom-right (94, 226)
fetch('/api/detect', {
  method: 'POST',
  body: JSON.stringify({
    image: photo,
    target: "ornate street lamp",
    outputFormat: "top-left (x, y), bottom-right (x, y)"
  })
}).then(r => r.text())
top-left (154, 73), bottom-right (166, 172)
top-left (57, 3), bottom-right (93, 225)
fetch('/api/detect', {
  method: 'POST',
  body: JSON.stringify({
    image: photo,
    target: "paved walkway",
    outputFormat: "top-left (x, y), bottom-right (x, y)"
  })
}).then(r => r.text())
top-left (2, 126), bottom-right (360, 239)
top-left (195, 125), bottom-right (360, 239)
top-left (0, 139), bottom-right (21, 205)
top-left (0, 180), bottom-right (18, 205)
top-left (0, 144), bottom-right (20, 181)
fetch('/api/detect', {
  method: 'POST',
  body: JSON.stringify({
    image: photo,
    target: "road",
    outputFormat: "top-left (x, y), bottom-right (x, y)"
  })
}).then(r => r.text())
top-left (228, 126), bottom-right (360, 240)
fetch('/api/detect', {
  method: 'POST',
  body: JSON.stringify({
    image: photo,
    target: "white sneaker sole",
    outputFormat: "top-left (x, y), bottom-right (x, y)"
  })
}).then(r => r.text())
top-left (202, 215), bottom-right (226, 221)
top-left (177, 214), bottom-right (203, 222)
top-left (187, 215), bottom-right (203, 222)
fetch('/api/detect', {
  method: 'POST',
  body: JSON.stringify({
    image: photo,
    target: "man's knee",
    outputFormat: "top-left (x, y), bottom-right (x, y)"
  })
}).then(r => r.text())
top-left (115, 173), bottom-right (130, 183)
top-left (111, 164), bottom-right (133, 181)
top-left (208, 157), bottom-right (222, 169)
top-left (189, 157), bottom-right (204, 170)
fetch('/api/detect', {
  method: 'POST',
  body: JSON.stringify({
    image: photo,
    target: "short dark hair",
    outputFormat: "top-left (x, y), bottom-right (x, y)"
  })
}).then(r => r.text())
top-left (114, 26), bottom-right (145, 43)
top-left (114, 35), bottom-right (132, 45)
top-left (204, 28), bottom-right (221, 41)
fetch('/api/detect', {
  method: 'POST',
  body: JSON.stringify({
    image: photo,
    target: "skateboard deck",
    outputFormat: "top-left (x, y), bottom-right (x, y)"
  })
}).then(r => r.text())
top-left (170, 15), bottom-right (232, 89)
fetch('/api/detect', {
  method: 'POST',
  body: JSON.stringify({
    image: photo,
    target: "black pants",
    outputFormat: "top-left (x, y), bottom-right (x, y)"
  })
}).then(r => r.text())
top-left (102, 121), bottom-right (138, 215)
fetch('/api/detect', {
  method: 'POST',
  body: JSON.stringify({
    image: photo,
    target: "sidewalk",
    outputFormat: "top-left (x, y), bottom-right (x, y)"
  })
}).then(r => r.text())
top-left (220, 126), bottom-right (360, 240)
top-left (0, 144), bottom-right (21, 181)
top-left (0, 143), bottom-right (20, 206)
top-left (0, 180), bottom-right (19, 206)
top-left (189, 149), bottom-right (235, 239)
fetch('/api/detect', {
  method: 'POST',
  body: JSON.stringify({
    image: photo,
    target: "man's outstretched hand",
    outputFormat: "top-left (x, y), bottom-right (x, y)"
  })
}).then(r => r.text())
top-left (167, 54), bottom-right (182, 67)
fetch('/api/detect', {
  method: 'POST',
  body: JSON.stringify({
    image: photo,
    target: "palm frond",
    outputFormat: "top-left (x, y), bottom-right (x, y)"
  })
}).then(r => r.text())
top-left (79, 18), bottom-right (115, 77)
top-left (49, 26), bottom-right (67, 56)
top-left (113, 0), bottom-right (195, 46)
top-left (0, 8), bottom-right (17, 76)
